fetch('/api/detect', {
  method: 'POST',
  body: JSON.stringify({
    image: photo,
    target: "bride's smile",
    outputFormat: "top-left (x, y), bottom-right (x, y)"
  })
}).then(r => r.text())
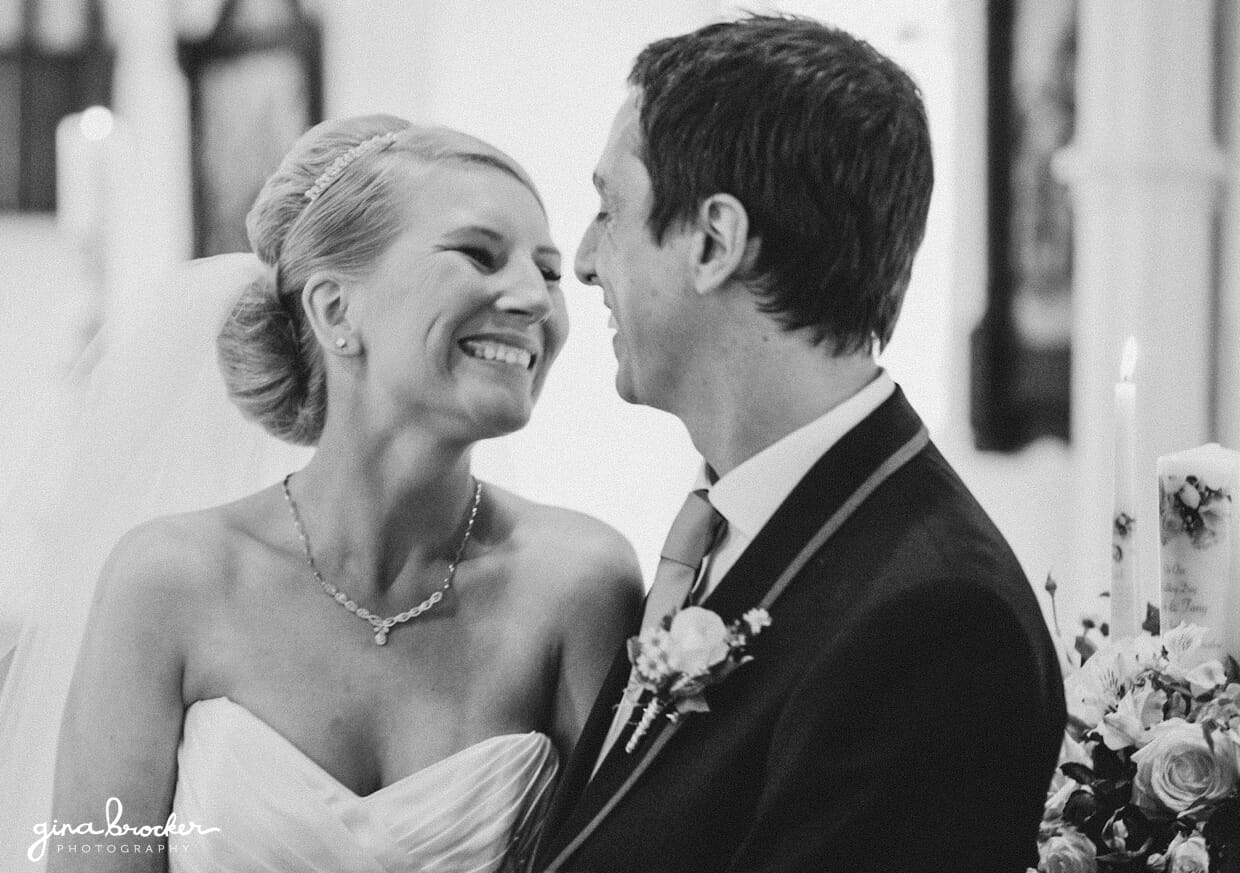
top-left (336, 162), bottom-right (567, 439)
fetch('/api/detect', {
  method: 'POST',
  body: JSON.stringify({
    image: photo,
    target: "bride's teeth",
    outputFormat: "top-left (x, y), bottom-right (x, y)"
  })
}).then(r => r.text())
top-left (461, 340), bottom-right (534, 369)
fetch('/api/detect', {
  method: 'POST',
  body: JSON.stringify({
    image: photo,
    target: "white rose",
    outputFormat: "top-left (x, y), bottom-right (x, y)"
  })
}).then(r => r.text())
top-left (1162, 832), bottom-right (1210, 873)
top-left (666, 607), bottom-right (730, 676)
top-left (1037, 828), bottom-right (1096, 873)
top-left (1132, 719), bottom-right (1239, 816)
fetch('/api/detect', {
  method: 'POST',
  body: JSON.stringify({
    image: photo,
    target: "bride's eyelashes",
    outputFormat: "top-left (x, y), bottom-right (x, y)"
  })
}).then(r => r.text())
top-left (456, 246), bottom-right (562, 285)
top-left (458, 246), bottom-right (498, 272)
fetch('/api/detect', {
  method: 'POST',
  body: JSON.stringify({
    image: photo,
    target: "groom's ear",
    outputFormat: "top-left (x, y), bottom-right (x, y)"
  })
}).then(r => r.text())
top-left (689, 193), bottom-right (758, 296)
top-left (302, 272), bottom-right (358, 355)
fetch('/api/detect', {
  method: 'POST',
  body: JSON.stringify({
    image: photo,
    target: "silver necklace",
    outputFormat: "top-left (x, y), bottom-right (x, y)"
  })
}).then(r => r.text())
top-left (281, 474), bottom-right (483, 646)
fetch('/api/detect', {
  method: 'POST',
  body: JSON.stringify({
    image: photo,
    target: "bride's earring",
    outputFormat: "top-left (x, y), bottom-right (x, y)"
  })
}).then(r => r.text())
top-left (329, 324), bottom-right (362, 356)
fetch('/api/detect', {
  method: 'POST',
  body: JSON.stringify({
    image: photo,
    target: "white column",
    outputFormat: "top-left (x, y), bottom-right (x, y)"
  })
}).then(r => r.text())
top-left (100, 0), bottom-right (193, 332)
top-left (1219, 0), bottom-right (1240, 450)
top-left (1055, 0), bottom-right (1225, 626)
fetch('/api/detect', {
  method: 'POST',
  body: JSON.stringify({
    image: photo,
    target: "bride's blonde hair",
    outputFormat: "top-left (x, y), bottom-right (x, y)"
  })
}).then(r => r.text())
top-left (217, 114), bottom-right (540, 445)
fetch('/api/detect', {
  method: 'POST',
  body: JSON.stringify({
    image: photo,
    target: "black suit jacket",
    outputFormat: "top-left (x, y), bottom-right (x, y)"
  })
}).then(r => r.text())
top-left (533, 389), bottom-right (1065, 873)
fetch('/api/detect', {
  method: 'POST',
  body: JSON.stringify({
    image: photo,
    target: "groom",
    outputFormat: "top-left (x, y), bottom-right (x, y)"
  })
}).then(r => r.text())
top-left (533, 15), bottom-right (1065, 873)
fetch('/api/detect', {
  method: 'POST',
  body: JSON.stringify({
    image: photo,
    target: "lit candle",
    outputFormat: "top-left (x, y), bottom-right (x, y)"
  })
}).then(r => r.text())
top-left (1111, 337), bottom-right (1140, 638)
top-left (1158, 443), bottom-right (1240, 665)
top-left (55, 106), bottom-right (114, 271)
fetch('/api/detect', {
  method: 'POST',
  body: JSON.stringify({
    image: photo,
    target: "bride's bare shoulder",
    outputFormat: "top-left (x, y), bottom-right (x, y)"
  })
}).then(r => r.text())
top-left (97, 486), bottom-right (280, 602)
top-left (486, 485), bottom-right (642, 605)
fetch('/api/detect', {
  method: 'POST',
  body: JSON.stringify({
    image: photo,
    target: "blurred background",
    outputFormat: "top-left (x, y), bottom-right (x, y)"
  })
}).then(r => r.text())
top-left (0, 0), bottom-right (1234, 653)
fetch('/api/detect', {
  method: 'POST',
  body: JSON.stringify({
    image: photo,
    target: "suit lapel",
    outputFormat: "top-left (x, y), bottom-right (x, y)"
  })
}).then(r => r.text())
top-left (700, 387), bottom-right (924, 623)
top-left (540, 389), bottom-right (928, 871)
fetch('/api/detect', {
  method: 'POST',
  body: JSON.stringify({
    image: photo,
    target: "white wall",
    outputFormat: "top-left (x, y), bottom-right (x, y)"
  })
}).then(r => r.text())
top-left (1220, 0), bottom-right (1240, 451)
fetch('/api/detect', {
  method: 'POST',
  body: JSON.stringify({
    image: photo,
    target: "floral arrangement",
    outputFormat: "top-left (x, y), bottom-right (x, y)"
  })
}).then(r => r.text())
top-left (1160, 474), bottom-right (1232, 549)
top-left (1035, 624), bottom-right (1240, 872)
top-left (622, 606), bottom-right (771, 752)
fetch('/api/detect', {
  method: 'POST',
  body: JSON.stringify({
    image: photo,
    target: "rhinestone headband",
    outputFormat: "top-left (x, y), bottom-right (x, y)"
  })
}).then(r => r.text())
top-left (303, 131), bottom-right (399, 203)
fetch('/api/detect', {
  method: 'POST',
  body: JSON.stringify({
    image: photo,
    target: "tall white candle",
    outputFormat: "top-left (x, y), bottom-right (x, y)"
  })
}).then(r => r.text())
top-left (55, 106), bottom-right (114, 271)
top-left (1111, 338), bottom-right (1140, 638)
top-left (1158, 443), bottom-right (1240, 665)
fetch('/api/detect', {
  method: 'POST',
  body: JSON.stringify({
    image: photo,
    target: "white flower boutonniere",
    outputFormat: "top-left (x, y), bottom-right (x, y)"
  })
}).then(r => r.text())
top-left (623, 606), bottom-right (772, 752)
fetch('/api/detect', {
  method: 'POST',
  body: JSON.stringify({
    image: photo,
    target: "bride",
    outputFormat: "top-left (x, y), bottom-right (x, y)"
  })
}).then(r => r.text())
top-left (16, 115), bottom-right (642, 872)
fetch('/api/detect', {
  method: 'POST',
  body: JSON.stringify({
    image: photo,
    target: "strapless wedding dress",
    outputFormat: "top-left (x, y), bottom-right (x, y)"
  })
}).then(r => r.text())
top-left (170, 697), bottom-right (557, 873)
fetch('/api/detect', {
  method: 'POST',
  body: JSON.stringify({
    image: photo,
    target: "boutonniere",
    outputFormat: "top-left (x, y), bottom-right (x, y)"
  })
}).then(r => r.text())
top-left (623, 606), bottom-right (772, 752)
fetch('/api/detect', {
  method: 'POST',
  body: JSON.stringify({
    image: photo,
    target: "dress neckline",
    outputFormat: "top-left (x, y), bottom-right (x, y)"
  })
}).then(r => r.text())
top-left (186, 696), bottom-right (551, 799)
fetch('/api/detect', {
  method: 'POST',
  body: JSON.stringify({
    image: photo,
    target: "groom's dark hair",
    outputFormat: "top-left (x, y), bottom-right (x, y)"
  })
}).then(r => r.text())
top-left (629, 14), bottom-right (933, 355)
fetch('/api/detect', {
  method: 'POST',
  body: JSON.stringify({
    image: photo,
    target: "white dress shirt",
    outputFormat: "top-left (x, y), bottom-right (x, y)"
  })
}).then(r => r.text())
top-left (695, 370), bottom-right (896, 601)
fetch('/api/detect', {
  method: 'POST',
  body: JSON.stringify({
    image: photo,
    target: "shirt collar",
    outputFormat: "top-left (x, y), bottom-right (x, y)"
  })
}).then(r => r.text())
top-left (698, 370), bottom-right (895, 540)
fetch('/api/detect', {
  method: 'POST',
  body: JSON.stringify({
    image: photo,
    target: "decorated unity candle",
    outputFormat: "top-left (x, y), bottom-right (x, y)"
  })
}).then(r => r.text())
top-left (1158, 443), bottom-right (1240, 665)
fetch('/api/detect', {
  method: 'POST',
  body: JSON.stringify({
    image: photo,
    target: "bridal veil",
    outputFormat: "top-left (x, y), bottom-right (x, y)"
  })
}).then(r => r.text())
top-left (0, 254), bottom-right (311, 868)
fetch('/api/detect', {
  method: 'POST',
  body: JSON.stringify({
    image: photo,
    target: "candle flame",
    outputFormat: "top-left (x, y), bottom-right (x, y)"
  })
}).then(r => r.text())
top-left (1120, 337), bottom-right (1138, 382)
top-left (79, 106), bottom-right (113, 142)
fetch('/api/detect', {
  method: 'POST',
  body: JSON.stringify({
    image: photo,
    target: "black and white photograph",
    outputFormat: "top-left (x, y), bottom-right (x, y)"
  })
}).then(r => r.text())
top-left (0, 1), bottom-right (1237, 871)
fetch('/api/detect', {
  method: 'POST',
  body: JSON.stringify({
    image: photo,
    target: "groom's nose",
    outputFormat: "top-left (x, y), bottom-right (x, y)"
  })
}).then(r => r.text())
top-left (575, 221), bottom-right (600, 287)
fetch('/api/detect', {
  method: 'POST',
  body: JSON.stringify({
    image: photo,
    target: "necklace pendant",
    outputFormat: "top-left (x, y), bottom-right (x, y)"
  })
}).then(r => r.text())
top-left (282, 475), bottom-right (483, 651)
